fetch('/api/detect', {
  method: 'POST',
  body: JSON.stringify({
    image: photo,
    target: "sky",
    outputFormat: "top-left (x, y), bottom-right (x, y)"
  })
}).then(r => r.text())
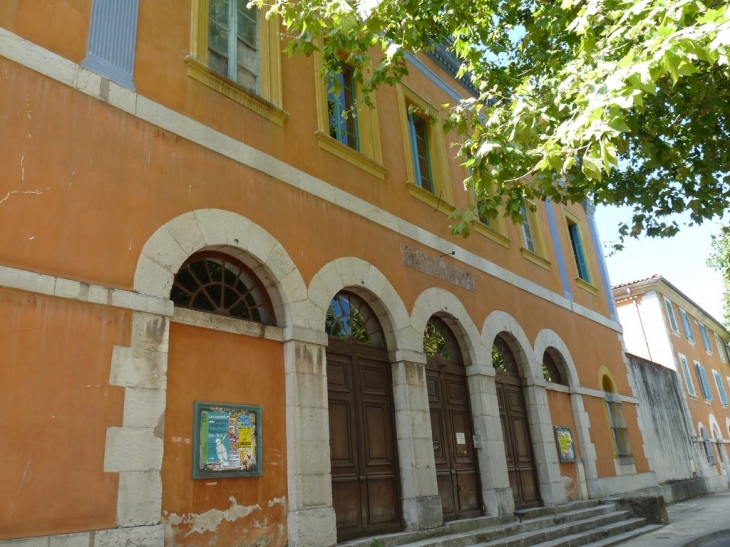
top-left (594, 205), bottom-right (726, 324)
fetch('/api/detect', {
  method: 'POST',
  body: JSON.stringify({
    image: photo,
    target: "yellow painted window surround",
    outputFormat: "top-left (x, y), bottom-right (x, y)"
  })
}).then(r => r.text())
top-left (187, 0), bottom-right (287, 126)
top-left (519, 200), bottom-right (551, 270)
top-left (396, 84), bottom-right (455, 215)
top-left (312, 50), bottom-right (386, 180)
top-left (563, 207), bottom-right (598, 295)
top-left (469, 180), bottom-right (510, 248)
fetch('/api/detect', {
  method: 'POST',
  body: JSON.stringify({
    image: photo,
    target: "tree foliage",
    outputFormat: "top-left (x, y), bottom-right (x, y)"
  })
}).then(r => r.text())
top-left (708, 225), bottom-right (730, 326)
top-left (257, 0), bottom-right (730, 242)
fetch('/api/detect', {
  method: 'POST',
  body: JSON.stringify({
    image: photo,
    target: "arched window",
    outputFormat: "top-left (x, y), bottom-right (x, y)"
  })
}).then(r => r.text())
top-left (542, 349), bottom-right (565, 385)
top-left (325, 291), bottom-right (384, 347)
top-left (700, 426), bottom-right (716, 465)
top-left (170, 251), bottom-right (274, 325)
top-left (602, 371), bottom-right (633, 464)
top-left (423, 316), bottom-right (462, 361)
top-left (492, 334), bottom-right (518, 374)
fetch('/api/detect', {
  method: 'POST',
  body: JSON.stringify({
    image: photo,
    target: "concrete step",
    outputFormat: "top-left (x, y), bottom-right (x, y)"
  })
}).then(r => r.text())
top-left (470, 511), bottom-right (635, 547)
top-left (514, 501), bottom-right (601, 521)
top-left (524, 518), bottom-right (652, 547)
top-left (580, 524), bottom-right (664, 547)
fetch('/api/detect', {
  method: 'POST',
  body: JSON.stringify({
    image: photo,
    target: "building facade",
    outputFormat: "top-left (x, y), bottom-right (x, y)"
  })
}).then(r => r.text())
top-left (1, 2), bottom-right (661, 545)
top-left (614, 276), bottom-right (730, 490)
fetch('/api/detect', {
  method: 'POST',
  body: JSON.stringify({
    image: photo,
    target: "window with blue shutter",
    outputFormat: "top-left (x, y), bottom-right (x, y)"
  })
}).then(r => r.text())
top-left (699, 323), bottom-right (712, 353)
top-left (408, 113), bottom-right (434, 193)
top-left (567, 221), bottom-right (590, 282)
top-left (713, 370), bottom-right (728, 405)
top-left (520, 202), bottom-right (536, 253)
top-left (327, 63), bottom-right (359, 151)
top-left (678, 355), bottom-right (697, 397)
top-left (664, 298), bottom-right (679, 332)
top-left (695, 362), bottom-right (713, 401)
top-left (679, 308), bottom-right (695, 343)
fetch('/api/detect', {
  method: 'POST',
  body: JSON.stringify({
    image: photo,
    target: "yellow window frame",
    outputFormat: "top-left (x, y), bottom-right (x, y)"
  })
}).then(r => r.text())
top-left (519, 200), bottom-right (551, 270)
top-left (396, 84), bottom-right (455, 214)
top-left (312, 50), bottom-right (386, 179)
top-left (187, 0), bottom-right (287, 126)
top-left (563, 207), bottom-right (598, 295)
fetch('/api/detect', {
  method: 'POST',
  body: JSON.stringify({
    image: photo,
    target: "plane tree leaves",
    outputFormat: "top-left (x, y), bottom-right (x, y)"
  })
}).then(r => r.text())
top-left (257, 0), bottom-right (730, 242)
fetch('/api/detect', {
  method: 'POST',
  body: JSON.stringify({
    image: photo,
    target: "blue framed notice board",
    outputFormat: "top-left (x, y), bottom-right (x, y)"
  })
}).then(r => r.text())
top-left (192, 401), bottom-right (262, 479)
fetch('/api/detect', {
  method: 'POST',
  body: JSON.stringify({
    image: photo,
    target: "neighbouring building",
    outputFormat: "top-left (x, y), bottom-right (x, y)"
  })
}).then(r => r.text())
top-left (0, 2), bottom-right (669, 546)
top-left (614, 276), bottom-right (730, 491)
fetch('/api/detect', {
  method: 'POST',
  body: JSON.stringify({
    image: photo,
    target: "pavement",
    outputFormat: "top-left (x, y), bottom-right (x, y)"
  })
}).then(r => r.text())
top-left (620, 493), bottom-right (730, 547)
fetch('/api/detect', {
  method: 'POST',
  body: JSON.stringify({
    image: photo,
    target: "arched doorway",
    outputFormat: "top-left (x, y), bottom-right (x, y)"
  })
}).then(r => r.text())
top-left (325, 291), bottom-right (402, 541)
top-left (423, 316), bottom-right (482, 520)
top-left (492, 334), bottom-right (540, 509)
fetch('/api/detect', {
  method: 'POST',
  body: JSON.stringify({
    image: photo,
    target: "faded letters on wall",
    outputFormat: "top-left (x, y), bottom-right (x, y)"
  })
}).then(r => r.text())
top-left (193, 402), bottom-right (262, 478)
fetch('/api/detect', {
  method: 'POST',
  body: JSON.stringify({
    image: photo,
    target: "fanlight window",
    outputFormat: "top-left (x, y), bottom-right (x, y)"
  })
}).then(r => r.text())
top-left (423, 317), bottom-right (462, 361)
top-left (170, 252), bottom-right (274, 325)
top-left (542, 350), bottom-right (565, 385)
top-left (492, 334), bottom-right (518, 374)
top-left (326, 292), bottom-right (384, 347)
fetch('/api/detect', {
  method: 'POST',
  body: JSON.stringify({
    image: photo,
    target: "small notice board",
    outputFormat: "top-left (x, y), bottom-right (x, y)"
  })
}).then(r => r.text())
top-left (192, 401), bottom-right (262, 479)
top-left (554, 426), bottom-right (577, 463)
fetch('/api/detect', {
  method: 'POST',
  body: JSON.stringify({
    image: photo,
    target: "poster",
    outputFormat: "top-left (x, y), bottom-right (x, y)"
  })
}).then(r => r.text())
top-left (554, 426), bottom-right (577, 463)
top-left (193, 402), bottom-right (262, 478)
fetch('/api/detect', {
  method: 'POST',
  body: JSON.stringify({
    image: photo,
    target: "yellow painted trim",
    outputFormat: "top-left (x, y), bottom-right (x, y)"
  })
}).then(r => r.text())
top-left (472, 221), bottom-right (510, 248)
top-left (312, 50), bottom-right (383, 166)
top-left (189, 0), bottom-right (284, 121)
top-left (396, 83), bottom-right (455, 205)
top-left (563, 206), bottom-right (596, 287)
top-left (407, 182), bottom-right (456, 215)
top-left (315, 131), bottom-right (387, 180)
top-left (576, 277), bottom-right (599, 296)
top-left (599, 365), bottom-right (617, 393)
top-left (521, 247), bottom-right (552, 270)
top-left (185, 57), bottom-right (288, 126)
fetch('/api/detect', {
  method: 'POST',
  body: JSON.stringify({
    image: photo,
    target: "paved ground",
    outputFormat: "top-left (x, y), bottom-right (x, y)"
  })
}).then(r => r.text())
top-left (621, 493), bottom-right (730, 547)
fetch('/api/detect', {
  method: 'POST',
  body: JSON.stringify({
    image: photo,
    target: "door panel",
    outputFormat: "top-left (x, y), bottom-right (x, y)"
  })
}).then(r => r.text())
top-left (427, 364), bottom-right (482, 521)
top-left (496, 378), bottom-right (540, 509)
top-left (327, 344), bottom-right (401, 541)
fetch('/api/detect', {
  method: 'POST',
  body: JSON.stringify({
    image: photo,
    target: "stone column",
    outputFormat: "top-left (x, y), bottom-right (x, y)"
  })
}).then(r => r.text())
top-left (390, 350), bottom-right (443, 530)
top-left (570, 392), bottom-right (597, 499)
top-left (466, 365), bottom-right (515, 516)
top-left (284, 330), bottom-right (338, 547)
top-left (522, 377), bottom-right (567, 506)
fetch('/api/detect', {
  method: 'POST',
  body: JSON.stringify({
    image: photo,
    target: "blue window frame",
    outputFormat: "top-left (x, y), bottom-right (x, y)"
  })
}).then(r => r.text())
top-left (695, 362), bottom-right (714, 401)
top-left (713, 370), bottom-right (728, 405)
top-left (567, 221), bottom-right (590, 282)
top-left (408, 113), bottom-right (434, 193)
top-left (699, 323), bottom-right (712, 353)
top-left (679, 308), bottom-right (695, 343)
top-left (327, 64), bottom-right (359, 151)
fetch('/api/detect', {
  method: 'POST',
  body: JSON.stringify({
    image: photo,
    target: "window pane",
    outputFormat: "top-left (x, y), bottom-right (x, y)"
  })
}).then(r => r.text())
top-left (236, 1), bottom-right (257, 46)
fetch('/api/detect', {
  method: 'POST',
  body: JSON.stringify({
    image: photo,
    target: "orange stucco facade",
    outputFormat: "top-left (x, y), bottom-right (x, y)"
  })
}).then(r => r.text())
top-left (0, 1), bottom-right (665, 545)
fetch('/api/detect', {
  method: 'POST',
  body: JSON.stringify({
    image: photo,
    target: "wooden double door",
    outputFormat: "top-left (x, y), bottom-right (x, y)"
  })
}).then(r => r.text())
top-left (327, 339), bottom-right (402, 541)
top-left (496, 371), bottom-right (540, 509)
top-left (427, 360), bottom-right (482, 520)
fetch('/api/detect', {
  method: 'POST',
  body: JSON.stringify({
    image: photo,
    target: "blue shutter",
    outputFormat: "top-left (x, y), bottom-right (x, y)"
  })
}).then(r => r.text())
top-left (680, 357), bottom-right (696, 397)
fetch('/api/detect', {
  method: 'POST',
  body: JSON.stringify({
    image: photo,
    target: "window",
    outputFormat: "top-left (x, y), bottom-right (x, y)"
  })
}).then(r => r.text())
top-left (492, 335), bottom-right (519, 374)
top-left (423, 317), bottom-right (462, 360)
top-left (542, 349), bottom-right (566, 385)
top-left (695, 362), bottom-right (714, 401)
top-left (327, 63), bottom-right (359, 151)
top-left (396, 84), bottom-right (454, 211)
top-left (701, 427), bottom-right (716, 465)
top-left (678, 354), bottom-right (697, 397)
top-left (408, 113), bottom-right (434, 193)
top-left (566, 219), bottom-right (590, 282)
top-left (171, 252), bottom-right (275, 325)
top-left (678, 308), bottom-right (695, 343)
top-left (188, 0), bottom-right (285, 124)
top-left (664, 298), bottom-right (679, 333)
top-left (313, 53), bottom-right (384, 178)
top-left (715, 333), bottom-right (726, 362)
top-left (326, 291), bottom-right (385, 346)
top-left (713, 370), bottom-right (728, 405)
top-left (699, 323), bottom-right (713, 353)
top-left (520, 201), bottom-right (536, 253)
top-left (602, 373), bottom-right (633, 464)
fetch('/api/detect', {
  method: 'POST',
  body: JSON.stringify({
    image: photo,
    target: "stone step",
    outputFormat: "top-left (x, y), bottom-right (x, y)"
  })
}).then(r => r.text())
top-left (523, 518), bottom-right (652, 547)
top-left (581, 524), bottom-right (664, 547)
top-left (514, 501), bottom-right (602, 521)
top-left (469, 511), bottom-right (635, 547)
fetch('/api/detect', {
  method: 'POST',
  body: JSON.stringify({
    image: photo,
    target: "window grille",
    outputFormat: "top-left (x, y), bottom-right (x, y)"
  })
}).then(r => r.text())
top-left (605, 393), bottom-right (634, 465)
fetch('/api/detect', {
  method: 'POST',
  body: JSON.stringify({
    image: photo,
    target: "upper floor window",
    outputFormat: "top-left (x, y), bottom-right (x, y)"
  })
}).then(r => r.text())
top-left (714, 332), bottom-right (727, 362)
top-left (188, 0), bottom-right (285, 125)
top-left (208, 0), bottom-right (258, 92)
top-left (328, 63), bottom-right (359, 151)
top-left (408, 113), bottom-right (435, 193)
top-left (678, 354), bottom-right (697, 397)
top-left (566, 219), bottom-right (590, 282)
top-left (712, 369), bottom-right (728, 405)
top-left (664, 297), bottom-right (679, 333)
top-left (171, 252), bottom-right (274, 325)
top-left (678, 308), bottom-right (695, 343)
top-left (699, 323), bottom-right (713, 353)
top-left (694, 361), bottom-right (714, 401)
top-left (520, 201), bottom-right (536, 253)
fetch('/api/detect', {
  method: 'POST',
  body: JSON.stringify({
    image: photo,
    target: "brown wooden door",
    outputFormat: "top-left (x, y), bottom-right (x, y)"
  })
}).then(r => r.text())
top-left (327, 339), bottom-right (402, 541)
top-left (496, 372), bottom-right (540, 509)
top-left (427, 360), bottom-right (482, 520)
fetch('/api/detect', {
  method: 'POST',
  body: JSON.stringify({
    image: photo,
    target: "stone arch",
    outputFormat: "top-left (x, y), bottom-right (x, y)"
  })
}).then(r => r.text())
top-left (709, 414), bottom-right (722, 440)
top-left (308, 257), bottom-right (412, 353)
top-left (482, 310), bottom-right (543, 380)
top-left (411, 287), bottom-right (488, 368)
top-left (133, 209), bottom-right (307, 329)
top-left (533, 330), bottom-right (580, 389)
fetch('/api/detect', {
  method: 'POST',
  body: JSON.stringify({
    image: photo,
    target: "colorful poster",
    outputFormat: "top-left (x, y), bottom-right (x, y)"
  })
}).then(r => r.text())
top-left (207, 411), bottom-right (231, 467)
top-left (554, 427), bottom-right (576, 462)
